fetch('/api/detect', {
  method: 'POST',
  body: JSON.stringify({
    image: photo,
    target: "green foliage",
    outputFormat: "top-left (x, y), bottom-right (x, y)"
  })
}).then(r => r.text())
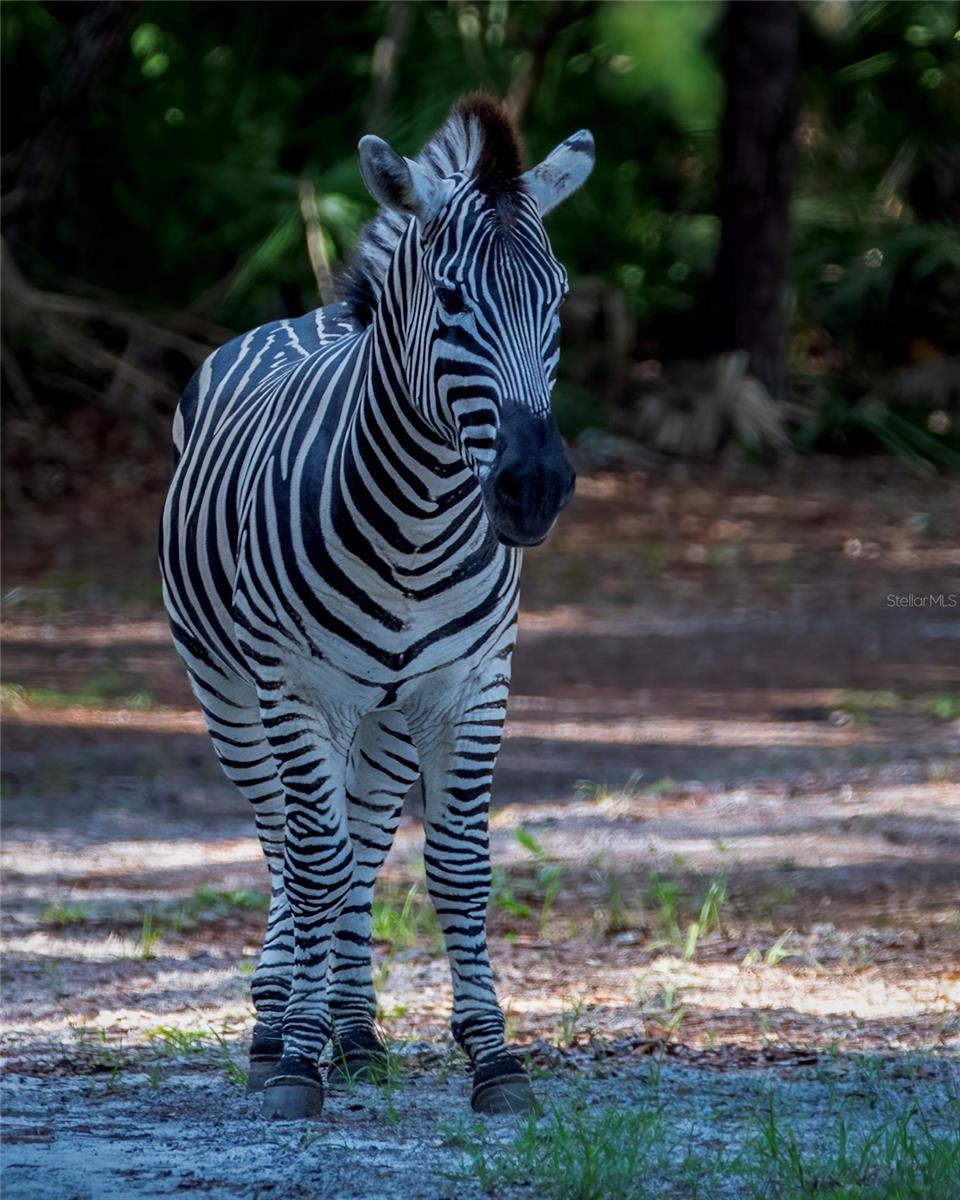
top-left (191, 885), bottom-right (270, 913)
top-left (557, 994), bottom-right (591, 1049)
top-left (795, 391), bottom-right (960, 471)
top-left (0, 0), bottom-right (760, 330)
top-left (144, 1025), bottom-right (212, 1054)
top-left (646, 873), bottom-right (727, 958)
top-left (490, 867), bottom-right (533, 921)
top-left (833, 689), bottom-right (903, 725)
top-left (599, 871), bottom-right (632, 936)
top-left (747, 1100), bottom-right (960, 1200)
top-left (454, 1090), bottom-right (960, 1200)
top-left (40, 902), bottom-right (90, 928)
top-left (459, 1101), bottom-right (668, 1200)
top-left (145, 1023), bottom-right (247, 1085)
top-left (3, 0), bottom-right (958, 466)
top-left (764, 930), bottom-right (799, 968)
top-left (515, 827), bottom-right (566, 936)
top-left (167, 885), bottom-right (271, 931)
top-left (930, 694), bottom-right (960, 721)
top-left (370, 882), bottom-right (439, 950)
top-left (681, 876), bottom-right (727, 961)
top-left (1, 676), bottom-right (155, 711)
top-left (135, 912), bottom-right (160, 959)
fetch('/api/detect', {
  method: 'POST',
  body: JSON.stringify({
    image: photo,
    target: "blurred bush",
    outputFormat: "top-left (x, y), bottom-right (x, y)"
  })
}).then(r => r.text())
top-left (2, 0), bottom-right (958, 491)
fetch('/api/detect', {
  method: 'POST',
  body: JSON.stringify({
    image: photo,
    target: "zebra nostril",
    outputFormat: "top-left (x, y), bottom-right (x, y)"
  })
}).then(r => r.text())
top-left (496, 468), bottom-right (523, 506)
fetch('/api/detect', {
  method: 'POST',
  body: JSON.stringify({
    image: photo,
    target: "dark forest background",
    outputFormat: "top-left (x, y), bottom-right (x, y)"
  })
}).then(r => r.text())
top-left (2, 0), bottom-right (959, 523)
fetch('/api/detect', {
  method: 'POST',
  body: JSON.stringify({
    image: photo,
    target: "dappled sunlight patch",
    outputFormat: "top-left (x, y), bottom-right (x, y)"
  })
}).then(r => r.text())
top-left (631, 956), bottom-right (959, 1025)
top-left (5, 928), bottom-right (164, 963)
top-left (2, 467), bottom-right (959, 1193)
top-left (505, 712), bottom-right (881, 747)
top-left (2, 704), bottom-right (205, 732)
top-left (99, 1006), bottom-right (253, 1040)
top-left (3, 837), bottom-right (261, 879)
top-left (3, 1003), bottom-right (253, 1046)
top-left (480, 780), bottom-right (960, 887)
top-left (1, 618), bottom-right (173, 646)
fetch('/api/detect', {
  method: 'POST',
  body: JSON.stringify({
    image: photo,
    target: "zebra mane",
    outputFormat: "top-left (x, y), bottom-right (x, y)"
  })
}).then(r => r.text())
top-left (337, 93), bottom-right (524, 326)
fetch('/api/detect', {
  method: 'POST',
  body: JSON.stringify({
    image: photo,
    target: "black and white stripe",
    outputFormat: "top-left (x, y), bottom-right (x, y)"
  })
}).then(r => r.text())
top-left (160, 94), bottom-right (593, 1113)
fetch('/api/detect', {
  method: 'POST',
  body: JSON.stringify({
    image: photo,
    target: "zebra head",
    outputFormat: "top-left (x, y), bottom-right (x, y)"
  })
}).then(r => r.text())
top-left (355, 96), bottom-right (594, 548)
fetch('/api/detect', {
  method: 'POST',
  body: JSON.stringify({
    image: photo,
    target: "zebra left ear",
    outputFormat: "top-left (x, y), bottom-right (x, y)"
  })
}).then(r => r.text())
top-left (521, 130), bottom-right (595, 217)
top-left (358, 135), bottom-right (446, 225)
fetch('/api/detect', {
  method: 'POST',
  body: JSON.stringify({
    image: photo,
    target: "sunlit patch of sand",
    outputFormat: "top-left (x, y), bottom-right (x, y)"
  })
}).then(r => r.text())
top-left (626, 958), bottom-right (958, 1022)
top-left (2, 705), bottom-right (205, 732)
top-left (1, 619), bottom-right (173, 646)
top-left (2, 838), bottom-right (261, 879)
top-left (2, 931), bottom-right (248, 969)
top-left (82, 999), bottom-right (253, 1033)
top-left (1, 1002), bottom-right (254, 1045)
top-left (505, 714), bottom-right (878, 748)
top-left (468, 952), bottom-right (959, 1035)
top-left (477, 782), bottom-right (960, 875)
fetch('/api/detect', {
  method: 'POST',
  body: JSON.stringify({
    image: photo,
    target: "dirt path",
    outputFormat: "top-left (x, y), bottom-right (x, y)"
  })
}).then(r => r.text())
top-left (2, 464), bottom-right (959, 1197)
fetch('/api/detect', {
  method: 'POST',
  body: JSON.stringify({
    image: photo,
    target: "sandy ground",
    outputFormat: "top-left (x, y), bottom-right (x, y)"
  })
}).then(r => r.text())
top-left (2, 464), bottom-right (959, 1197)
top-left (4, 1055), bottom-right (958, 1200)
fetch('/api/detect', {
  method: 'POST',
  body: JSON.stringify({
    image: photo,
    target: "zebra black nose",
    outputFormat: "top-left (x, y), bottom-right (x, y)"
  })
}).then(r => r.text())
top-left (486, 447), bottom-right (575, 547)
top-left (480, 401), bottom-right (576, 547)
top-left (492, 460), bottom-right (574, 514)
top-left (494, 467), bottom-right (523, 506)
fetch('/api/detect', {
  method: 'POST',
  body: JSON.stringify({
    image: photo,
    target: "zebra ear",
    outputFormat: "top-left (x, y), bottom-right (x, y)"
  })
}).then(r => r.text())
top-left (522, 130), bottom-right (595, 217)
top-left (358, 135), bottom-right (445, 225)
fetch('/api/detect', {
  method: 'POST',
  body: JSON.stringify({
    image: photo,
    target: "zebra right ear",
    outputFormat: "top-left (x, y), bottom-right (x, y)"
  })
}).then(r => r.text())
top-left (522, 130), bottom-right (595, 217)
top-left (358, 135), bottom-right (445, 225)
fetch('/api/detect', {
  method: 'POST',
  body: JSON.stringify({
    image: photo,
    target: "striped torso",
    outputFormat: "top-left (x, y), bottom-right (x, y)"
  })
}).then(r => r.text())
top-left (160, 294), bottom-right (520, 729)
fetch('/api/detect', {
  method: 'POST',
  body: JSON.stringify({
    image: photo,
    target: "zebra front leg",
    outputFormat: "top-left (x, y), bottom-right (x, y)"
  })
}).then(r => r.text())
top-left (187, 668), bottom-right (292, 1091)
top-left (258, 694), bottom-right (354, 1120)
top-left (244, 793), bottom-right (292, 1092)
top-left (329, 713), bottom-right (420, 1083)
top-left (210, 722), bottom-right (292, 1092)
top-left (416, 684), bottom-right (536, 1115)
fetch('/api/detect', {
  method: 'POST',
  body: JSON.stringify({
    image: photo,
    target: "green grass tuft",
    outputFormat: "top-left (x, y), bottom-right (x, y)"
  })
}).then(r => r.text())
top-left (747, 1100), bottom-right (960, 1200)
top-left (453, 1090), bottom-right (960, 1200)
top-left (370, 882), bottom-right (440, 950)
top-left (1, 675), bottom-right (155, 711)
top-left (41, 901), bottom-right (91, 927)
top-left (929, 693), bottom-right (960, 722)
top-left (458, 1101), bottom-right (669, 1200)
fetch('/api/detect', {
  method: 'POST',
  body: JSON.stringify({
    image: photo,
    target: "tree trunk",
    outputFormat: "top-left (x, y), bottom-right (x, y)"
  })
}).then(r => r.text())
top-left (712, 0), bottom-right (799, 399)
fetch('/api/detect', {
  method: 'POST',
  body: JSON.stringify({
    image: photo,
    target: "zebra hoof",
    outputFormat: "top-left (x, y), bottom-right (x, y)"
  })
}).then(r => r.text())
top-left (471, 1074), bottom-right (537, 1115)
top-left (262, 1078), bottom-right (325, 1120)
top-left (470, 1055), bottom-right (536, 1116)
top-left (329, 1027), bottom-right (390, 1085)
top-left (246, 1057), bottom-right (281, 1093)
top-left (262, 1054), bottom-right (325, 1120)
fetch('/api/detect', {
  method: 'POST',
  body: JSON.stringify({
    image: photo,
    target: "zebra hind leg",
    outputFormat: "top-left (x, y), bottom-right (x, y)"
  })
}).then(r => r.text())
top-left (189, 670), bottom-right (293, 1093)
top-left (328, 713), bottom-right (420, 1085)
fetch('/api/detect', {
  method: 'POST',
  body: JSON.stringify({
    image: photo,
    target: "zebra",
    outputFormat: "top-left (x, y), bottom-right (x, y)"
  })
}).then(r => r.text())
top-left (160, 93), bottom-right (594, 1120)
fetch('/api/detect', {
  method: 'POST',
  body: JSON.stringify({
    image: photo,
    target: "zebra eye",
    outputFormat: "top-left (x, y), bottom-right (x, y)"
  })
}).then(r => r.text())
top-left (436, 286), bottom-right (467, 315)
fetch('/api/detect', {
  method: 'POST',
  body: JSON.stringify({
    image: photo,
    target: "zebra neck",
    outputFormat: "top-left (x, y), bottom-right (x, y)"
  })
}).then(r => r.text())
top-left (332, 326), bottom-right (492, 576)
